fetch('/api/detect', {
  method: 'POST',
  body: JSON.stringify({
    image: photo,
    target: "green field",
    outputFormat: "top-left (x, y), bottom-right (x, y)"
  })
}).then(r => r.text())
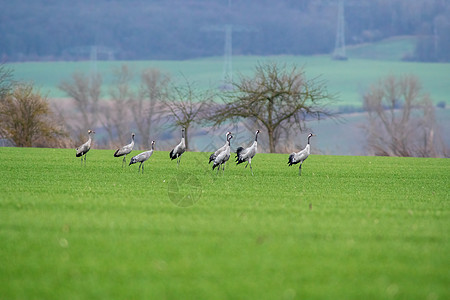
top-left (7, 37), bottom-right (450, 107)
top-left (1, 147), bottom-right (448, 299)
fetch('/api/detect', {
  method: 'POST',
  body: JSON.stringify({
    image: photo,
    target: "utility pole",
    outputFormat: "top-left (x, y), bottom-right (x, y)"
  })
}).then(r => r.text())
top-left (332, 0), bottom-right (347, 60)
top-left (221, 0), bottom-right (233, 90)
top-left (222, 24), bottom-right (233, 90)
top-left (90, 45), bottom-right (98, 75)
top-left (201, 0), bottom-right (255, 89)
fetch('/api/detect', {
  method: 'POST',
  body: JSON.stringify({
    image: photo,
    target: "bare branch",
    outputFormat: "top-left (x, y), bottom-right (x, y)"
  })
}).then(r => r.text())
top-left (363, 74), bottom-right (446, 157)
top-left (209, 61), bottom-right (338, 153)
top-left (0, 83), bottom-right (69, 147)
top-left (163, 75), bottom-right (214, 150)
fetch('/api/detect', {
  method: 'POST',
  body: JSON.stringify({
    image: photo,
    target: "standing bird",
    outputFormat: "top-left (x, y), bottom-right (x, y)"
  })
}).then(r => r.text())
top-left (288, 133), bottom-right (315, 176)
top-left (114, 133), bottom-right (135, 167)
top-left (235, 130), bottom-right (260, 176)
top-left (213, 134), bottom-right (233, 173)
top-left (169, 128), bottom-right (186, 167)
top-left (76, 129), bottom-right (95, 165)
top-left (129, 140), bottom-right (155, 173)
top-left (209, 131), bottom-right (232, 164)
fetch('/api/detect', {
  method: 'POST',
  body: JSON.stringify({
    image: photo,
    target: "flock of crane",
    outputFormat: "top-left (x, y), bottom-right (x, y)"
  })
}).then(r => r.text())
top-left (75, 128), bottom-right (315, 176)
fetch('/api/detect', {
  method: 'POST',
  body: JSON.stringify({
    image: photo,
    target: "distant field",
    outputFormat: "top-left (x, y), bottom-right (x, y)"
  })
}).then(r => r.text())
top-left (345, 36), bottom-right (417, 61)
top-left (6, 37), bottom-right (450, 155)
top-left (0, 147), bottom-right (448, 299)
top-left (7, 37), bottom-right (450, 107)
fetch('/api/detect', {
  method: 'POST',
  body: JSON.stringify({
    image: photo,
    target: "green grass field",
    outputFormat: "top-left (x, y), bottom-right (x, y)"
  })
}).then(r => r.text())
top-left (0, 147), bottom-right (448, 299)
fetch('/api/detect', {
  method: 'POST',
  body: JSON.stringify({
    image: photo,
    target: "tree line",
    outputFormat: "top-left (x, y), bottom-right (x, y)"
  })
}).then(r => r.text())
top-left (1, 0), bottom-right (449, 62)
top-left (0, 62), bottom-right (447, 157)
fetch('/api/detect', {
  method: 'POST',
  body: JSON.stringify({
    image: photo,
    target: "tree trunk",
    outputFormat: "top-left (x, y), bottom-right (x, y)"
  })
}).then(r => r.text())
top-left (185, 124), bottom-right (189, 151)
top-left (267, 98), bottom-right (275, 153)
top-left (268, 126), bottom-right (275, 153)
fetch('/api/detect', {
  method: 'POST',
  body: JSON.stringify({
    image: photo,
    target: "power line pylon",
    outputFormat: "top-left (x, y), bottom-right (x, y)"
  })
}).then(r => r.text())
top-left (222, 24), bottom-right (233, 90)
top-left (332, 0), bottom-right (347, 60)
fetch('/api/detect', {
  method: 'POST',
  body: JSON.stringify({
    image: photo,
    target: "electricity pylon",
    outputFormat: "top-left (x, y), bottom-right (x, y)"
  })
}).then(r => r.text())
top-left (332, 0), bottom-right (347, 60)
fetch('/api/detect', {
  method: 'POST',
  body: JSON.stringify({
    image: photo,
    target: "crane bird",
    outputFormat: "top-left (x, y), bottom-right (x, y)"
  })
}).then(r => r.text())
top-left (209, 131), bottom-right (232, 164)
top-left (235, 129), bottom-right (260, 176)
top-left (129, 140), bottom-right (155, 173)
top-left (212, 134), bottom-right (233, 173)
top-left (76, 129), bottom-right (95, 165)
top-left (288, 133), bottom-right (315, 176)
top-left (114, 132), bottom-right (135, 167)
top-left (169, 127), bottom-right (186, 167)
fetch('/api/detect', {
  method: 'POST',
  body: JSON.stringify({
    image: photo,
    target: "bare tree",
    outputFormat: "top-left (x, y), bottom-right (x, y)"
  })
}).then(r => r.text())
top-left (130, 68), bottom-right (170, 149)
top-left (210, 61), bottom-right (337, 153)
top-left (0, 83), bottom-right (69, 147)
top-left (164, 77), bottom-right (213, 150)
top-left (59, 72), bottom-right (102, 142)
top-left (102, 64), bottom-right (134, 146)
top-left (0, 63), bottom-right (14, 99)
top-left (363, 74), bottom-right (445, 157)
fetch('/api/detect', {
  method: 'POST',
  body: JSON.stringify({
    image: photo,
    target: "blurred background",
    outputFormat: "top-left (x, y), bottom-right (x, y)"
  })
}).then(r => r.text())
top-left (1, 0), bottom-right (449, 156)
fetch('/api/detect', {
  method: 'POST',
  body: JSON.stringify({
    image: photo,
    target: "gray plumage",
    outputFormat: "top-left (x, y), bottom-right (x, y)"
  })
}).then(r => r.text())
top-left (235, 130), bottom-right (260, 176)
top-left (288, 133), bottom-right (315, 176)
top-left (212, 134), bottom-right (233, 172)
top-left (169, 128), bottom-right (186, 167)
top-left (114, 133), bottom-right (135, 167)
top-left (76, 130), bottom-right (95, 165)
top-left (129, 140), bottom-right (155, 173)
top-left (209, 131), bottom-right (232, 164)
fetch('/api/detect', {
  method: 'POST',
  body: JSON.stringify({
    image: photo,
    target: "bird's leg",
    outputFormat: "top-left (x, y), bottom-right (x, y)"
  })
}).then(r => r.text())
top-left (138, 162), bottom-right (142, 173)
top-left (142, 163), bottom-right (144, 174)
top-left (249, 158), bottom-right (253, 176)
top-left (299, 163), bottom-right (302, 176)
top-left (122, 155), bottom-right (126, 168)
top-left (245, 162), bottom-right (249, 168)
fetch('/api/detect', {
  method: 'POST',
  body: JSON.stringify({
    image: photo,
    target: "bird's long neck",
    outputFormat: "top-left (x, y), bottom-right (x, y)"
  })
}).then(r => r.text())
top-left (181, 130), bottom-right (185, 145)
top-left (307, 135), bottom-right (312, 144)
top-left (151, 143), bottom-right (154, 150)
top-left (304, 143), bottom-right (311, 155)
top-left (131, 135), bottom-right (135, 146)
top-left (254, 133), bottom-right (259, 142)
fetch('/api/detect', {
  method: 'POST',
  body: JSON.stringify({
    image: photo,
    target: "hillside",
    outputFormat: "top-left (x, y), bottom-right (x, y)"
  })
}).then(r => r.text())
top-left (1, 0), bottom-right (449, 61)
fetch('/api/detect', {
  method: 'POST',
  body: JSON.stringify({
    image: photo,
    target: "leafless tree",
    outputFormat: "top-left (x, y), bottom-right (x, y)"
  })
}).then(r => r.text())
top-left (102, 64), bottom-right (134, 146)
top-left (210, 61), bottom-right (337, 153)
top-left (129, 68), bottom-right (170, 149)
top-left (59, 72), bottom-right (102, 142)
top-left (164, 77), bottom-right (214, 150)
top-left (0, 64), bottom-right (14, 100)
top-left (0, 83), bottom-right (69, 147)
top-left (363, 74), bottom-right (446, 157)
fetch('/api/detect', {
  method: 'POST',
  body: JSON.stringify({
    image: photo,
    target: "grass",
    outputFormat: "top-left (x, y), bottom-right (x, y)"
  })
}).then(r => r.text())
top-left (346, 36), bottom-right (417, 61)
top-left (0, 147), bottom-right (448, 299)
